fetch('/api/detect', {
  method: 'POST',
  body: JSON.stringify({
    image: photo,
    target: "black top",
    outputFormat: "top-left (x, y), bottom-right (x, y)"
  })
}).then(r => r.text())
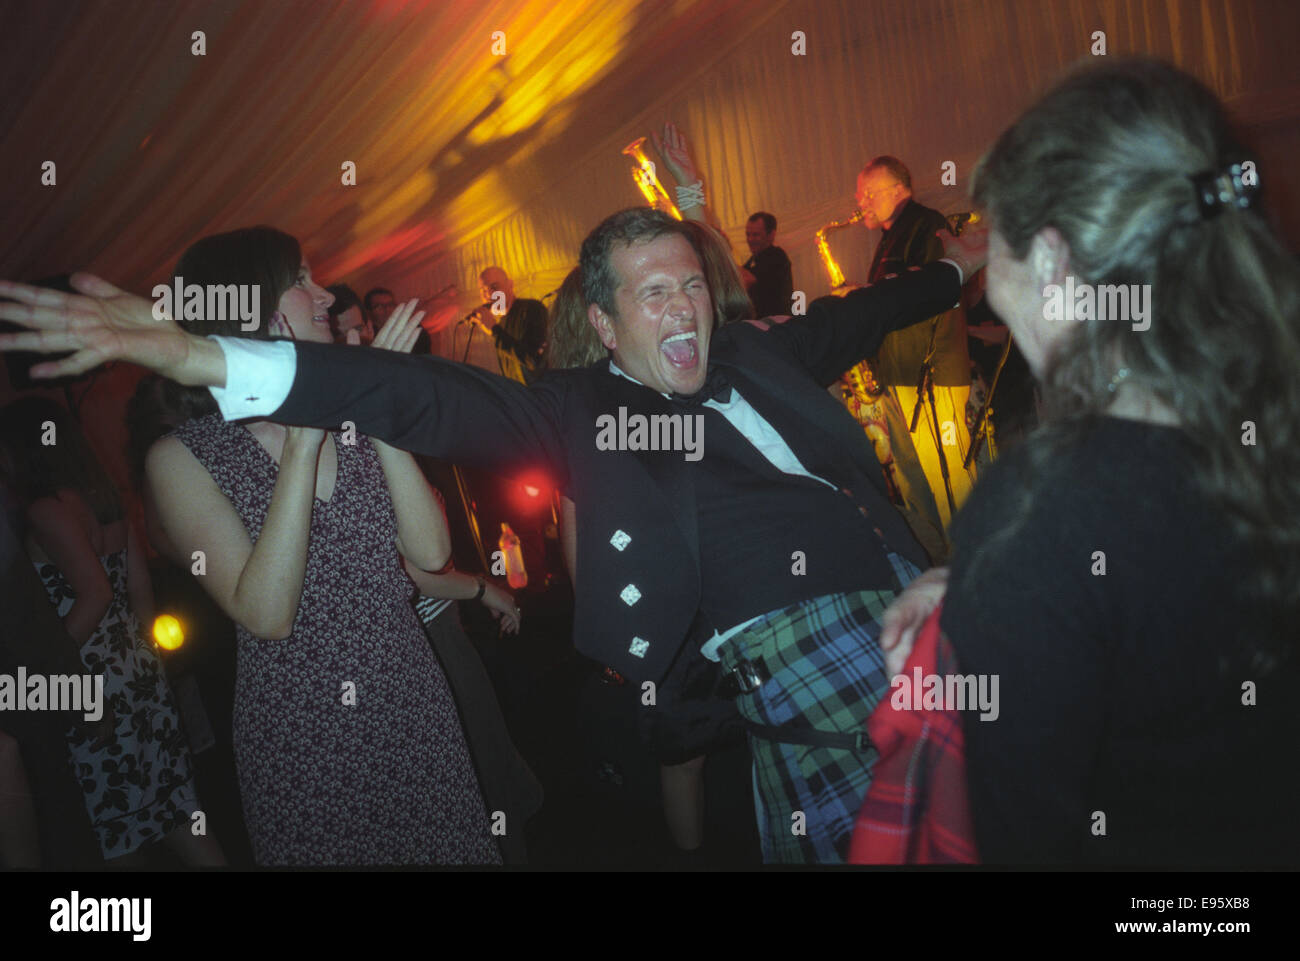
top-left (742, 245), bottom-right (794, 319)
top-left (942, 417), bottom-right (1299, 865)
top-left (868, 199), bottom-right (968, 387)
top-left (692, 404), bottom-right (902, 629)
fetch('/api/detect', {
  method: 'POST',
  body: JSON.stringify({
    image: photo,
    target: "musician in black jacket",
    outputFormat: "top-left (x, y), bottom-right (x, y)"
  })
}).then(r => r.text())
top-left (857, 157), bottom-right (976, 536)
top-left (0, 207), bottom-right (985, 864)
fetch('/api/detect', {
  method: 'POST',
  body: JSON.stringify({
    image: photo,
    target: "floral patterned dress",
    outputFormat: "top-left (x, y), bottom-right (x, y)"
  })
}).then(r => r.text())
top-left (171, 415), bottom-right (500, 865)
top-left (36, 549), bottom-right (199, 859)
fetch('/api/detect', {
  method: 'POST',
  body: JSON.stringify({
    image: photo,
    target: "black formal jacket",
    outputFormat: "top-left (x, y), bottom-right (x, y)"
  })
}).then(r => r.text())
top-left (869, 199), bottom-right (970, 387)
top-left (270, 262), bottom-right (961, 682)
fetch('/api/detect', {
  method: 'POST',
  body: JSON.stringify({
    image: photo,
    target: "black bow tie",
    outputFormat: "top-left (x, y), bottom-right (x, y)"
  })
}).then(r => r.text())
top-left (669, 365), bottom-right (732, 405)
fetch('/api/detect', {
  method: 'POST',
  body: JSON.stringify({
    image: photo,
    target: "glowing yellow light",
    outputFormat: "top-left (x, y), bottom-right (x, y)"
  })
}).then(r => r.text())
top-left (622, 138), bottom-right (681, 219)
top-left (320, 0), bottom-right (635, 279)
top-left (153, 614), bottom-right (185, 651)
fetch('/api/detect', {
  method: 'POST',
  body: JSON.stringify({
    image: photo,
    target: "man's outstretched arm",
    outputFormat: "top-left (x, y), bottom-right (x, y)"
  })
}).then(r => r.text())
top-left (768, 260), bottom-right (962, 387)
top-left (0, 275), bottom-right (567, 480)
top-left (262, 341), bottom-right (566, 478)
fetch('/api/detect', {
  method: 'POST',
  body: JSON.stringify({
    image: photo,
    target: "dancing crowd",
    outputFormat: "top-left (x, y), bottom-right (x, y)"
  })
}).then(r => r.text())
top-left (1, 57), bottom-right (1297, 868)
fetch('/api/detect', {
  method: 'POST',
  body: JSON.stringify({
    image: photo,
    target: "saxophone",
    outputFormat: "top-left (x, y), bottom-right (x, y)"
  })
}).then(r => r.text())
top-left (816, 210), bottom-right (898, 499)
top-left (816, 210), bottom-right (882, 398)
top-left (814, 209), bottom-right (865, 289)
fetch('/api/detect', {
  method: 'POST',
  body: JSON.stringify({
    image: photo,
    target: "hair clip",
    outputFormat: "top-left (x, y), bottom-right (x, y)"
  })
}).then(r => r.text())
top-left (1189, 163), bottom-right (1256, 220)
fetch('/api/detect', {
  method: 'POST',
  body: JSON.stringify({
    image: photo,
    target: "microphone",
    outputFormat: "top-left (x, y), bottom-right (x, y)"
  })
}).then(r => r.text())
top-left (459, 303), bottom-right (491, 324)
top-left (948, 211), bottom-right (980, 236)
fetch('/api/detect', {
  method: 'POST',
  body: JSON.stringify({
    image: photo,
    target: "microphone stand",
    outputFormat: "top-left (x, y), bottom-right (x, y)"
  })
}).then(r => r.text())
top-left (964, 331), bottom-right (1014, 469)
top-left (459, 306), bottom-right (492, 364)
top-left (461, 322), bottom-right (477, 364)
top-left (901, 209), bottom-right (979, 518)
top-left (908, 315), bottom-right (958, 518)
top-left (449, 305), bottom-right (495, 572)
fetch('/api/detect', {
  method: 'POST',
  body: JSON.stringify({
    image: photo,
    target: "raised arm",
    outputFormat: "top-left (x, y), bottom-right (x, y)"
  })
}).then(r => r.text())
top-left (651, 122), bottom-right (731, 241)
top-left (145, 428), bottom-right (324, 640)
top-left (766, 226), bottom-right (986, 386)
top-left (768, 261), bottom-right (961, 386)
top-left (271, 343), bottom-right (567, 480)
top-left (0, 275), bottom-right (226, 386)
top-left (0, 275), bottom-right (569, 483)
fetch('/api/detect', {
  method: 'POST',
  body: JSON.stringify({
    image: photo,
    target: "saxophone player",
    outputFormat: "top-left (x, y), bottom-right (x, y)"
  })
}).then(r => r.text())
top-left (855, 157), bottom-right (976, 545)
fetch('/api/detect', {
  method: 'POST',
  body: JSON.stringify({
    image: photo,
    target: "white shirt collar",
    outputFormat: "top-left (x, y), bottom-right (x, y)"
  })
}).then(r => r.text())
top-left (607, 358), bottom-right (672, 400)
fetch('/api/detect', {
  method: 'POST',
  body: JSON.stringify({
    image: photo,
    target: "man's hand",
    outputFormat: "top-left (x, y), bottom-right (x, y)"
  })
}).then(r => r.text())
top-left (651, 121), bottom-right (699, 186)
top-left (0, 274), bottom-right (224, 385)
top-left (879, 566), bottom-right (950, 677)
top-left (371, 298), bottom-right (425, 355)
top-left (940, 222), bottom-right (988, 282)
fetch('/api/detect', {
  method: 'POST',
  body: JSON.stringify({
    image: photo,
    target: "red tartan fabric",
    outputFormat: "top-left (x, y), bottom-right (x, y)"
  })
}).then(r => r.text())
top-left (849, 603), bottom-right (978, 864)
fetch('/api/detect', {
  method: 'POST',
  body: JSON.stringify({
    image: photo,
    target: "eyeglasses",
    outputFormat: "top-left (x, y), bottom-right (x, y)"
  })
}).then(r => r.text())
top-left (861, 182), bottom-right (901, 201)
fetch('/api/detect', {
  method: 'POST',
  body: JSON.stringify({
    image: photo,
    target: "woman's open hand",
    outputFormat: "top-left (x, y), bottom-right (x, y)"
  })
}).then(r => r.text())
top-left (370, 298), bottom-right (426, 355)
top-left (651, 121), bottom-right (700, 186)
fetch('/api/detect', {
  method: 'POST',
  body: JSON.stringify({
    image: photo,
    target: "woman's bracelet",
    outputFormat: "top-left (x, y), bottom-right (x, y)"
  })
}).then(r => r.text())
top-left (675, 179), bottom-right (705, 212)
top-left (474, 575), bottom-right (487, 602)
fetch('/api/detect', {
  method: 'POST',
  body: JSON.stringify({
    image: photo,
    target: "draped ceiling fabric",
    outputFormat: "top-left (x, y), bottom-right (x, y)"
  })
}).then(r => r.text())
top-left (2, 0), bottom-right (1298, 363)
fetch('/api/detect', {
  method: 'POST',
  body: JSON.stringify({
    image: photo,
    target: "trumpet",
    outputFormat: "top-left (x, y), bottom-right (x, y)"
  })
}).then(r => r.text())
top-left (815, 209), bottom-right (866, 289)
top-left (622, 138), bottom-right (681, 219)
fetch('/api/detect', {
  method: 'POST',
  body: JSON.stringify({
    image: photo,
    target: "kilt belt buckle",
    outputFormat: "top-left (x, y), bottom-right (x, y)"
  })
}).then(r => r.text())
top-left (729, 657), bottom-right (771, 695)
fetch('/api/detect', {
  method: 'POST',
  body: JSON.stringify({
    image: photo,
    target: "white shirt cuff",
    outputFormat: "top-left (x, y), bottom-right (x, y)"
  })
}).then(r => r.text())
top-left (207, 336), bottom-right (297, 420)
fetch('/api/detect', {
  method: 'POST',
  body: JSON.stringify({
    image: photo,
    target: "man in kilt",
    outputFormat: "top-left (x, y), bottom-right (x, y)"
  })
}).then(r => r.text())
top-left (0, 208), bottom-right (985, 863)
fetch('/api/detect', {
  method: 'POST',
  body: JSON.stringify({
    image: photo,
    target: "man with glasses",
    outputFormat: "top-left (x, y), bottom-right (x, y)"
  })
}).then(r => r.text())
top-left (855, 157), bottom-right (975, 544)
